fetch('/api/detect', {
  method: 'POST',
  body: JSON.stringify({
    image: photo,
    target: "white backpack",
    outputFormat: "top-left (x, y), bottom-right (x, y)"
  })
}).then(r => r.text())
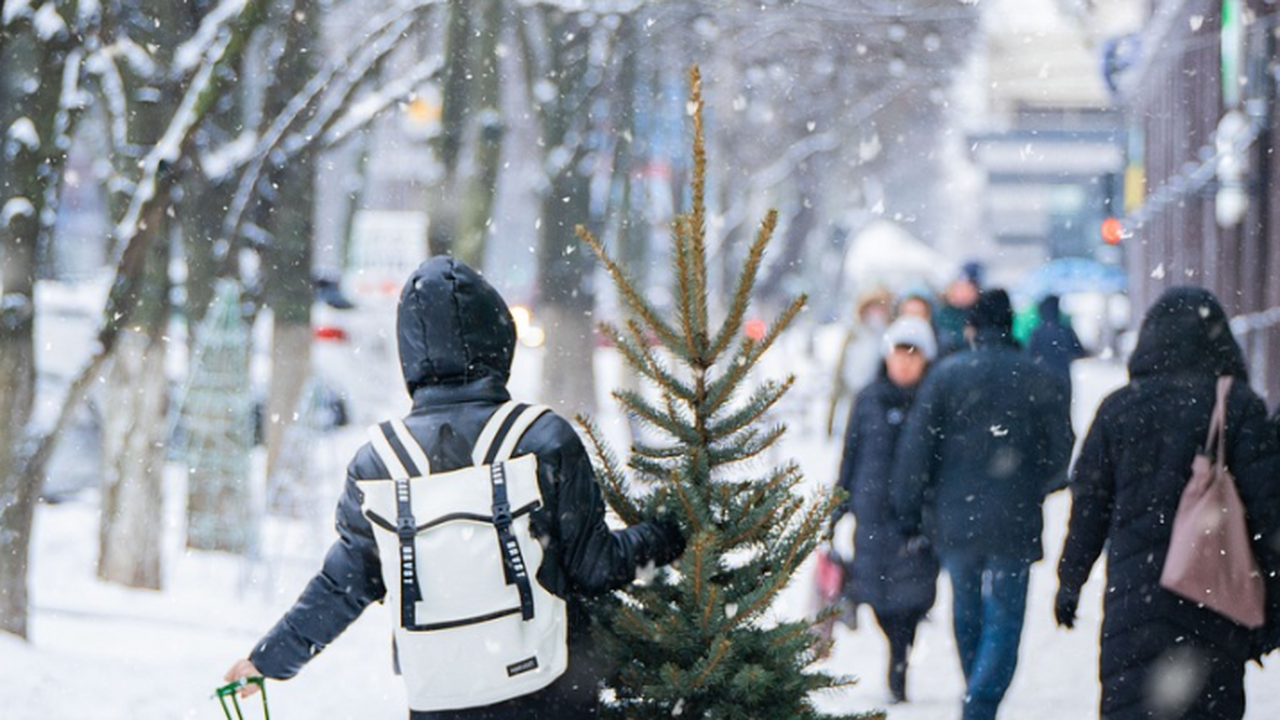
top-left (360, 401), bottom-right (568, 711)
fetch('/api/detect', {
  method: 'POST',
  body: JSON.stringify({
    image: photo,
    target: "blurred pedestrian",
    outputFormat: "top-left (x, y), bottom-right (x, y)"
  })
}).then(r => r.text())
top-left (832, 316), bottom-right (941, 704)
top-left (826, 288), bottom-right (894, 436)
top-left (933, 262), bottom-right (982, 357)
top-left (894, 287), bottom-right (935, 323)
top-left (893, 288), bottom-right (1074, 720)
top-left (1055, 286), bottom-right (1280, 720)
top-left (224, 257), bottom-right (684, 719)
top-left (1026, 294), bottom-right (1086, 396)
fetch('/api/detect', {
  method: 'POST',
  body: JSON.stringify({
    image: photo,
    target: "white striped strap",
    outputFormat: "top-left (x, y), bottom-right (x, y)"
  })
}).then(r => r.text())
top-left (367, 419), bottom-right (431, 478)
top-left (473, 402), bottom-right (551, 465)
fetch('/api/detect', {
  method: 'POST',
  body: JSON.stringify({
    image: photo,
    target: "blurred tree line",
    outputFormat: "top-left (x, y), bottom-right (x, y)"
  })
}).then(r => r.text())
top-left (0, 0), bottom-right (978, 641)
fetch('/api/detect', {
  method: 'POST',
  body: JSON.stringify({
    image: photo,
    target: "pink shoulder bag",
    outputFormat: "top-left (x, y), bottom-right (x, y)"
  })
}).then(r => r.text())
top-left (1159, 376), bottom-right (1266, 628)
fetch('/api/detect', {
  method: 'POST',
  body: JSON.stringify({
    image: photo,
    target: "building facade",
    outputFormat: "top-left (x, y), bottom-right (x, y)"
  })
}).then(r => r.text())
top-left (1117, 0), bottom-right (1280, 403)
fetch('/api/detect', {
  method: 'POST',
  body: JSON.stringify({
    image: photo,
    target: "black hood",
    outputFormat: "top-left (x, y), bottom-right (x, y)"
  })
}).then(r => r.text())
top-left (397, 256), bottom-right (516, 395)
top-left (1128, 286), bottom-right (1247, 381)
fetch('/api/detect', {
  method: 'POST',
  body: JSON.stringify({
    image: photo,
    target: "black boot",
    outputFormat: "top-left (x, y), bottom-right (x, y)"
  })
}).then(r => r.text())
top-left (888, 660), bottom-right (907, 704)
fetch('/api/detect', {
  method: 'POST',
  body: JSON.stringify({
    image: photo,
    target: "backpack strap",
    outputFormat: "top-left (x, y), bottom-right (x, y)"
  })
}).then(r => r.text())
top-left (478, 403), bottom-right (551, 621)
top-left (472, 402), bottom-right (520, 466)
top-left (367, 420), bottom-right (433, 629)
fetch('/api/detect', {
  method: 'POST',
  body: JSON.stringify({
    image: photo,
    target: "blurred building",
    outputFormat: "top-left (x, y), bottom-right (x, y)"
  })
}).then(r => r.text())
top-left (1107, 0), bottom-right (1280, 404)
top-left (955, 0), bottom-right (1132, 290)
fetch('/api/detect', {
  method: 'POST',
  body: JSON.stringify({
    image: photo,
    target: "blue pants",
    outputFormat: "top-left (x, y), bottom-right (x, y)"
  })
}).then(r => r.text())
top-left (942, 553), bottom-right (1031, 720)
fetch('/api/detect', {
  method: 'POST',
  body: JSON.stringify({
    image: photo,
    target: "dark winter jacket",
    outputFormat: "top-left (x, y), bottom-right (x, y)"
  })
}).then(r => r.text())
top-left (891, 326), bottom-right (1073, 562)
top-left (836, 373), bottom-right (939, 615)
top-left (1056, 286), bottom-right (1280, 720)
top-left (1027, 296), bottom-right (1086, 385)
top-left (248, 257), bottom-right (684, 720)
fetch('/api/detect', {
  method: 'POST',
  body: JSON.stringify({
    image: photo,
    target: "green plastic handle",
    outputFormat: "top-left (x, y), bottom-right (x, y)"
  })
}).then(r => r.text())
top-left (214, 677), bottom-right (269, 720)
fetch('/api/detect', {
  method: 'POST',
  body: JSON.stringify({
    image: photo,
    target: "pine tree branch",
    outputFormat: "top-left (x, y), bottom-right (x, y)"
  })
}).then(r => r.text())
top-left (687, 66), bottom-right (710, 357)
top-left (620, 319), bottom-right (697, 402)
top-left (576, 416), bottom-right (644, 525)
top-left (742, 293), bottom-right (807, 369)
top-left (577, 224), bottom-right (684, 351)
top-left (707, 424), bottom-right (787, 468)
top-left (670, 215), bottom-right (701, 362)
top-left (614, 389), bottom-right (694, 444)
top-left (706, 377), bottom-right (794, 442)
top-left (689, 637), bottom-right (733, 691)
top-left (708, 209), bottom-right (777, 359)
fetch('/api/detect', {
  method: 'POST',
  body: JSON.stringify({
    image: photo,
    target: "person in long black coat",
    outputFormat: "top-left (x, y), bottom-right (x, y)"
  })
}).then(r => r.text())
top-left (892, 289), bottom-right (1073, 720)
top-left (1055, 286), bottom-right (1280, 720)
top-left (834, 315), bottom-right (940, 704)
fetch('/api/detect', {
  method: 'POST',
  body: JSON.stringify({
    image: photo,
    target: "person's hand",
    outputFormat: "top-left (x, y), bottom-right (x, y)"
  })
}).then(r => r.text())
top-left (652, 516), bottom-right (686, 566)
top-left (224, 658), bottom-right (263, 698)
top-left (1054, 587), bottom-right (1079, 629)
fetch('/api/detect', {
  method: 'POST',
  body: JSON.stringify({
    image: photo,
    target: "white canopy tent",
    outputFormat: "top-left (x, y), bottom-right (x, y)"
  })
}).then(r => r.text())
top-left (840, 219), bottom-right (958, 297)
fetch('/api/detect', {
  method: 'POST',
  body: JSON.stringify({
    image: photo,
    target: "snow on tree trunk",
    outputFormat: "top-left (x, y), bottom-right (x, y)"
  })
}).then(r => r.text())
top-left (98, 329), bottom-right (167, 590)
top-left (0, 271), bottom-right (37, 638)
top-left (264, 322), bottom-right (312, 488)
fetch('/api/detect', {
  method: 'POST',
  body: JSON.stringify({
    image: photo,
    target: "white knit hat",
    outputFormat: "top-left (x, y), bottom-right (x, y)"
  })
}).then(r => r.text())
top-left (881, 316), bottom-right (937, 361)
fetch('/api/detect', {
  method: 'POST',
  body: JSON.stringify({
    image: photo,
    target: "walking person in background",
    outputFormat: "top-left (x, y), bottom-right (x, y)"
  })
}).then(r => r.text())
top-left (832, 316), bottom-right (941, 704)
top-left (892, 288), bottom-right (1074, 720)
top-left (826, 289), bottom-right (894, 437)
top-left (1054, 286), bottom-right (1280, 720)
top-left (224, 257), bottom-right (684, 719)
top-left (1026, 294), bottom-right (1086, 400)
top-left (932, 262), bottom-right (983, 357)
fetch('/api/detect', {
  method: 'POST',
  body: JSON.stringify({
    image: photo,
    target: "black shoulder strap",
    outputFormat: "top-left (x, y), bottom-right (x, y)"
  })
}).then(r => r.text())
top-left (484, 403), bottom-right (551, 622)
top-left (371, 420), bottom-right (428, 629)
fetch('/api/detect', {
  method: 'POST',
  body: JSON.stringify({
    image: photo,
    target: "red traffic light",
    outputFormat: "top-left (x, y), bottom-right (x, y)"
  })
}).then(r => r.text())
top-left (1101, 217), bottom-right (1124, 245)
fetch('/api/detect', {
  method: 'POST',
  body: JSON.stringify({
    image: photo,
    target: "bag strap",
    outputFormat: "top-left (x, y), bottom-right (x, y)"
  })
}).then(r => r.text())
top-left (367, 421), bottom-right (432, 629)
top-left (480, 402), bottom-right (551, 622)
top-left (1205, 376), bottom-right (1233, 467)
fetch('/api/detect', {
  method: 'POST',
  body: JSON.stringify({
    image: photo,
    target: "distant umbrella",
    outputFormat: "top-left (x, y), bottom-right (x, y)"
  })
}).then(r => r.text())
top-left (1016, 258), bottom-right (1127, 303)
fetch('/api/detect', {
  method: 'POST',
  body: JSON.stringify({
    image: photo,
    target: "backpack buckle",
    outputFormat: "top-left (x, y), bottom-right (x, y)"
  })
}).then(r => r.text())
top-left (397, 517), bottom-right (417, 540)
top-left (492, 502), bottom-right (513, 528)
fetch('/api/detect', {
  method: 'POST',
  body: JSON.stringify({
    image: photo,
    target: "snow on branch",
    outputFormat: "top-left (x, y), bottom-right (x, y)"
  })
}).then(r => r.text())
top-left (175, 0), bottom-right (249, 74)
top-left (113, 32), bottom-right (229, 245)
top-left (219, 0), bottom-right (443, 242)
top-left (320, 58), bottom-right (442, 147)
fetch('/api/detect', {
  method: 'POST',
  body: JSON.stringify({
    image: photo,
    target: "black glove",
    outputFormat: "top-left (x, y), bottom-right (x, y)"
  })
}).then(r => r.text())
top-left (1054, 586), bottom-right (1079, 629)
top-left (648, 516), bottom-right (686, 567)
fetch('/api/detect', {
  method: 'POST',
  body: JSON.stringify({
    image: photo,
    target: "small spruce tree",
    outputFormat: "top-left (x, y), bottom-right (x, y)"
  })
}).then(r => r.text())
top-left (576, 67), bottom-right (884, 720)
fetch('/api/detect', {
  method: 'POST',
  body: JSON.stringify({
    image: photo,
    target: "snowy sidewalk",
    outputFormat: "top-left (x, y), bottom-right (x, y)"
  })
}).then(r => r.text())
top-left (7, 356), bottom-right (1280, 719)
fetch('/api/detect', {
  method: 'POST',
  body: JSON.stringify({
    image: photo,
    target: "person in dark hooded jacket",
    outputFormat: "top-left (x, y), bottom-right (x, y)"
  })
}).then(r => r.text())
top-left (1054, 286), bottom-right (1280, 720)
top-left (833, 315), bottom-right (940, 704)
top-left (892, 288), bottom-right (1073, 720)
top-left (1026, 294), bottom-right (1086, 392)
top-left (225, 257), bottom-right (685, 719)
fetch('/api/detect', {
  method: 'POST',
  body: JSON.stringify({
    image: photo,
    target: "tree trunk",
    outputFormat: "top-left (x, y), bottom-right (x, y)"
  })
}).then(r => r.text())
top-left (98, 329), bottom-right (167, 589)
top-left (0, 19), bottom-right (74, 640)
top-left (264, 322), bottom-right (312, 483)
top-left (260, 0), bottom-right (319, 484)
top-left (453, 0), bottom-right (505, 268)
top-left (424, 0), bottom-right (473, 258)
top-left (98, 200), bottom-right (171, 588)
top-left (538, 165), bottom-right (597, 417)
top-left (0, 221), bottom-right (38, 638)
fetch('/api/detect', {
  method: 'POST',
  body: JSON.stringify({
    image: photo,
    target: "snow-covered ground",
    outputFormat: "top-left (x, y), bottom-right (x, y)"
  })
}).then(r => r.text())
top-left (7, 309), bottom-right (1280, 719)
